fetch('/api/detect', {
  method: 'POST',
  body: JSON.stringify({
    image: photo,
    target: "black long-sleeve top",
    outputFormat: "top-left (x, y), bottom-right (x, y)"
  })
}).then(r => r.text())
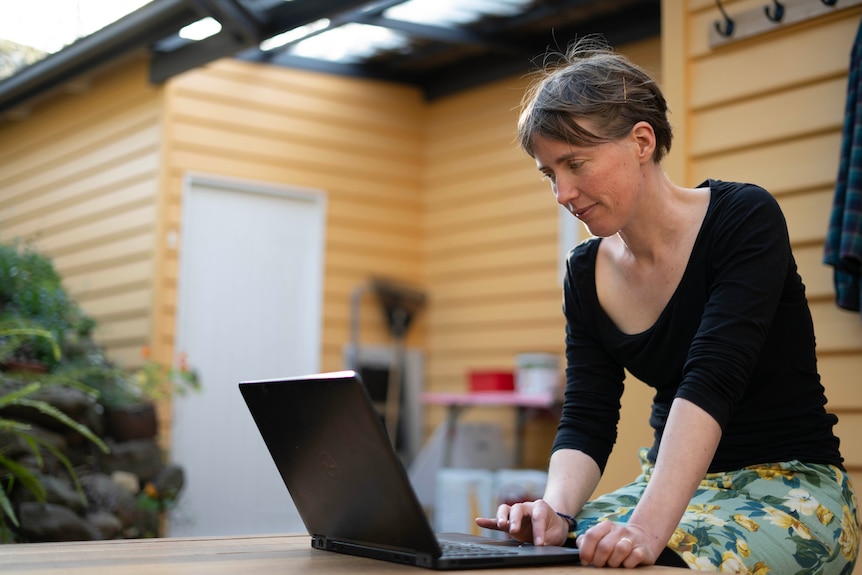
top-left (553, 179), bottom-right (843, 473)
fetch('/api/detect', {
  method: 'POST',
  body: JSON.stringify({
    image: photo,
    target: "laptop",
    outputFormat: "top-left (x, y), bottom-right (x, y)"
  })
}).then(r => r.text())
top-left (239, 370), bottom-right (581, 570)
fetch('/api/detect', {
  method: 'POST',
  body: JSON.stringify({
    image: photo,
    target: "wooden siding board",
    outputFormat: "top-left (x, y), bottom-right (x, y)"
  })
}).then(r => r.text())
top-left (173, 66), bottom-right (423, 134)
top-left (821, 355), bottom-right (862, 409)
top-left (429, 326), bottom-right (563, 355)
top-left (92, 316), bottom-right (152, 346)
top-left (424, 145), bottom-right (528, 186)
top-left (429, 297), bottom-right (562, 328)
top-left (170, 123), bottom-right (418, 182)
top-left (426, 216), bottom-right (555, 255)
top-left (0, 58), bottom-right (159, 159)
top-left (424, 172), bottom-right (547, 211)
top-left (690, 132), bottom-right (841, 193)
top-left (690, 13), bottom-right (859, 109)
top-left (689, 77), bottom-right (846, 157)
top-left (31, 204), bottom-right (157, 257)
top-left (167, 149), bottom-right (420, 203)
top-left (427, 244), bottom-right (558, 279)
top-left (0, 124), bottom-right (160, 209)
top-left (63, 258), bottom-right (154, 296)
top-left (170, 95), bottom-right (422, 157)
top-left (794, 244), bottom-right (836, 300)
top-left (208, 58), bottom-right (423, 112)
top-left (778, 189), bottom-right (834, 245)
top-left (809, 302), bottom-right (862, 353)
top-left (51, 233), bottom-right (155, 274)
top-left (834, 413), bottom-right (862, 467)
top-left (80, 287), bottom-right (153, 320)
top-left (425, 186), bottom-right (551, 229)
top-left (1, 165), bottom-right (159, 242)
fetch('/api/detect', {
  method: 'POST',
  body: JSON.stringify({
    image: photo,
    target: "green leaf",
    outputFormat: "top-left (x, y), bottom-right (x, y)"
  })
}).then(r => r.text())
top-left (0, 480), bottom-right (19, 528)
top-left (36, 441), bottom-right (88, 509)
top-left (0, 382), bottom-right (41, 408)
top-left (15, 398), bottom-right (109, 454)
top-left (0, 452), bottom-right (45, 502)
top-left (0, 418), bottom-right (32, 434)
top-left (19, 433), bottom-right (45, 469)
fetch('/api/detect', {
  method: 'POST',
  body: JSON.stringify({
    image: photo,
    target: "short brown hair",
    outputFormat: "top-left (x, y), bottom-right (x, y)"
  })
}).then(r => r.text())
top-left (518, 35), bottom-right (672, 162)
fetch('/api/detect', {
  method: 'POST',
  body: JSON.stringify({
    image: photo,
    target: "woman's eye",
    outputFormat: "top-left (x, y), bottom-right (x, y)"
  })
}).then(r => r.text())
top-left (541, 172), bottom-right (556, 183)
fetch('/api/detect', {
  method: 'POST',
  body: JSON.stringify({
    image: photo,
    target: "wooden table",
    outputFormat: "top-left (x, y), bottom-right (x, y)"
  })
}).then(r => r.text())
top-left (0, 533), bottom-right (689, 573)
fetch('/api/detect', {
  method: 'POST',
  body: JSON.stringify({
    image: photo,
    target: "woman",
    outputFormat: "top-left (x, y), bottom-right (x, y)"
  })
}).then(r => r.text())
top-left (476, 37), bottom-right (859, 572)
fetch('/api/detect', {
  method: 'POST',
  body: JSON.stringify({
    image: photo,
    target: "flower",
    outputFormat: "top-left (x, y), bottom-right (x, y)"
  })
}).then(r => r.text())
top-left (753, 465), bottom-right (795, 482)
top-left (764, 507), bottom-right (812, 540)
top-left (785, 488), bottom-right (819, 516)
top-left (719, 550), bottom-right (749, 573)
top-left (681, 551), bottom-right (717, 571)
top-left (685, 503), bottom-right (727, 527)
top-left (816, 504), bottom-right (835, 525)
top-left (132, 347), bottom-right (200, 402)
top-left (733, 514), bottom-right (760, 532)
top-left (667, 528), bottom-right (698, 553)
top-left (838, 505), bottom-right (860, 561)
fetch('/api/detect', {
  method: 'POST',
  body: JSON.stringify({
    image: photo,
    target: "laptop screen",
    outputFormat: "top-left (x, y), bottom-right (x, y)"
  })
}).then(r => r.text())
top-left (239, 371), bottom-right (441, 555)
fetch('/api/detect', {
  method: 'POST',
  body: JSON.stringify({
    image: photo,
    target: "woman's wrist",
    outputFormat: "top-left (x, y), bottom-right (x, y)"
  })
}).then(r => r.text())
top-left (556, 511), bottom-right (577, 532)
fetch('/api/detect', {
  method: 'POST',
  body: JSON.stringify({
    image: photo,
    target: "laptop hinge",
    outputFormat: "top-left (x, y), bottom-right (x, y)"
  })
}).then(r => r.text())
top-left (312, 534), bottom-right (423, 566)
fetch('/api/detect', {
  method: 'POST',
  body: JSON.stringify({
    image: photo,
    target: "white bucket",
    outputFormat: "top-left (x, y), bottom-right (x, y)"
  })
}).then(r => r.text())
top-left (514, 353), bottom-right (560, 395)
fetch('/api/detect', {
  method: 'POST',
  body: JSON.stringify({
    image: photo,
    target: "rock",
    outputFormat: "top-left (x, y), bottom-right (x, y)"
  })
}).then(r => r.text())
top-left (111, 470), bottom-right (140, 494)
top-left (149, 464), bottom-right (185, 502)
top-left (11, 474), bottom-right (88, 515)
top-left (17, 502), bottom-right (99, 542)
top-left (85, 510), bottom-right (123, 540)
top-left (80, 473), bottom-right (140, 527)
top-left (98, 439), bottom-right (163, 483)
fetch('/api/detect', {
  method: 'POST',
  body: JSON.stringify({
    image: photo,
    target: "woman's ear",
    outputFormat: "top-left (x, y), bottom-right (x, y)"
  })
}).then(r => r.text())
top-left (631, 121), bottom-right (657, 164)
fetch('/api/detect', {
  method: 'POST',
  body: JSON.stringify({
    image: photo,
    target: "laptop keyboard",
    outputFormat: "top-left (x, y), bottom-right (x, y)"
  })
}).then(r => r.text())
top-left (440, 541), bottom-right (520, 558)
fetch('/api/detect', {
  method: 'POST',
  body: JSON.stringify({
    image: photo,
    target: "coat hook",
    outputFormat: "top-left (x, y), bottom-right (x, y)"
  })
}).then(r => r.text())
top-left (714, 0), bottom-right (735, 37)
top-left (764, 0), bottom-right (785, 22)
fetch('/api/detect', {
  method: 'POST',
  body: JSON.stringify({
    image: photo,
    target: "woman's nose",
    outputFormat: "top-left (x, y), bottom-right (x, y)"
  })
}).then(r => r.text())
top-left (555, 181), bottom-right (578, 208)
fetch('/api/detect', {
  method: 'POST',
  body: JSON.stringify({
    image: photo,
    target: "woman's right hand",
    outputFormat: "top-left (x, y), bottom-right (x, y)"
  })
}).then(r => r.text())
top-left (474, 498), bottom-right (571, 547)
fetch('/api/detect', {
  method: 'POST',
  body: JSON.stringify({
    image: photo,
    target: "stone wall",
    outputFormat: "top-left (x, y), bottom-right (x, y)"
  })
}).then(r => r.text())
top-left (0, 378), bottom-right (184, 542)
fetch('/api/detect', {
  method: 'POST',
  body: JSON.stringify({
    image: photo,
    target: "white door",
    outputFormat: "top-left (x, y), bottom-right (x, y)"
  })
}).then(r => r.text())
top-left (167, 175), bottom-right (326, 537)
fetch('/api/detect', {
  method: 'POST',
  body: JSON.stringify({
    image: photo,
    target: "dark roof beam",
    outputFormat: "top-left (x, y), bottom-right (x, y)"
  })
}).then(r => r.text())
top-left (352, 14), bottom-right (519, 54)
top-left (190, 0), bottom-right (266, 44)
top-left (150, 0), bottom-right (372, 83)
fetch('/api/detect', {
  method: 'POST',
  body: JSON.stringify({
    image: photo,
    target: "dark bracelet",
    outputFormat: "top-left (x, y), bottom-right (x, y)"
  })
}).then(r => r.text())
top-left (555, 512), bottom-right (577, 532)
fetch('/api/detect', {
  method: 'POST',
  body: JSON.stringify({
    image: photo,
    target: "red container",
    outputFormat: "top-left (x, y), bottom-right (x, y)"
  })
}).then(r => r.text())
top-left (469, 371), bottom-right (515, 392)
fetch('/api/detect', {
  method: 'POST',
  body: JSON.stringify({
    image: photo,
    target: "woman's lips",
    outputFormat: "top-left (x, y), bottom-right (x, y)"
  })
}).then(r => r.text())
top-left (573, 204), bottom-right (595, 219)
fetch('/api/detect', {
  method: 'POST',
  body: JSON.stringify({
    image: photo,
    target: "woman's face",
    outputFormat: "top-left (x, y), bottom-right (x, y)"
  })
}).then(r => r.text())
top-left (531, 125), bottom-right (645, 238)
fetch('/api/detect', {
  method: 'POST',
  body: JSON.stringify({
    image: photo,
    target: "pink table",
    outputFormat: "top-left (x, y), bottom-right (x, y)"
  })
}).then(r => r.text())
top-left (421, 391), bottom-right (559, 466)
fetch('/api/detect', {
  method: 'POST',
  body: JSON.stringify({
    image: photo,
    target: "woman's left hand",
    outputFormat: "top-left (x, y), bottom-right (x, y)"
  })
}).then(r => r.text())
top-left (575, 521), bottom-right (660, 568)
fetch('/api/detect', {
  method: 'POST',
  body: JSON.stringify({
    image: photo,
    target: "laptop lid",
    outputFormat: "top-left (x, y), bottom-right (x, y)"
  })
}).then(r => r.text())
top-left (239, 371), bottom-right (442, 556)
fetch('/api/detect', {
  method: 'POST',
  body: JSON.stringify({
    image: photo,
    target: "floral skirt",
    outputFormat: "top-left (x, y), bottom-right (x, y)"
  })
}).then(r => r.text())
top-left (573, 449), bottom-right (859, 573)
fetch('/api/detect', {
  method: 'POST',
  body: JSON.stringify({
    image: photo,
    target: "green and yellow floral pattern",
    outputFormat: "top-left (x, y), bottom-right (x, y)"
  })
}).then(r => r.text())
top-left (574, 450), bottom-right (859, 573)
